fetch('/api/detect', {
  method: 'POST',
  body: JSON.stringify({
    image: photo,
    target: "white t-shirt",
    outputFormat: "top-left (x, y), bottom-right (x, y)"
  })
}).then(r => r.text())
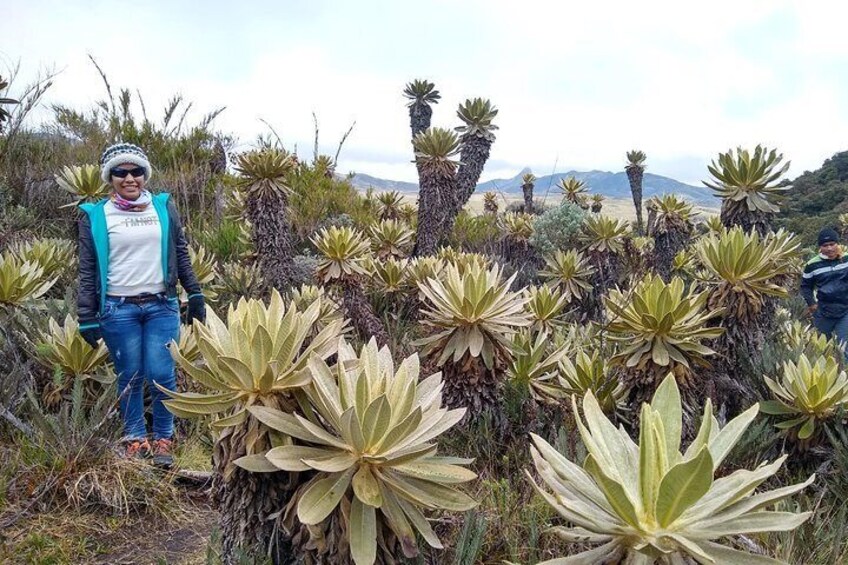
top-left (104, 201), bottom-right (166, 296)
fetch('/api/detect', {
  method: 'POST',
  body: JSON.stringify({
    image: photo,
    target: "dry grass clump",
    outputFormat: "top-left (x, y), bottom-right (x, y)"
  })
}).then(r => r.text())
top-left (1, 381), bottom-right (187, 522)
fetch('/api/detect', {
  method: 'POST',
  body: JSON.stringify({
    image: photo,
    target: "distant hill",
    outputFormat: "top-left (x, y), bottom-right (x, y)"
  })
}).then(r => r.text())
top-left (349, 168), bottom-right (716, 205)
top-left (346, 173), bottom-right (418, 193)
top-left (478, 169), bottom-right (715, 205)
top-left (777, 150), bottom-right (848, 245)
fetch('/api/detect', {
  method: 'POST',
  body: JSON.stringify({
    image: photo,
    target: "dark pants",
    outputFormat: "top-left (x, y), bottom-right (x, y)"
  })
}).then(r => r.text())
top-left (813, 310), bottom-right (848, 361)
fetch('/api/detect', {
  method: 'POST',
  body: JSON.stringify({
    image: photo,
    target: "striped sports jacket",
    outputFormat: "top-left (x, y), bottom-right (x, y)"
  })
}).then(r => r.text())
top-left (800, 253), bottom-right (848, 318)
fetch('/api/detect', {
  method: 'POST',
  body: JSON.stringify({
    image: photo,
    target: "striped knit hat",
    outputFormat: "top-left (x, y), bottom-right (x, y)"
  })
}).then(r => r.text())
top-left (100, 142), bottom-right (153, 183)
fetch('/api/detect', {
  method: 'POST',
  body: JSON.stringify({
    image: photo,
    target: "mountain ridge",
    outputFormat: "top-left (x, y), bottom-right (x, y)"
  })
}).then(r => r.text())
top-left (348, 169), bottom-right (716, 205)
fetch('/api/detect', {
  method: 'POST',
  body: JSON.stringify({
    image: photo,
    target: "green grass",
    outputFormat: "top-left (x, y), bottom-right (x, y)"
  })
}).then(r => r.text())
top-left (766, 494), bottom-right (848, 564)
top-left (0, 511), bottom-right (109, 565)
top-left (12, 531), bottom-right (99, 565)
top-left (175, 426), bottom-right (214, 472)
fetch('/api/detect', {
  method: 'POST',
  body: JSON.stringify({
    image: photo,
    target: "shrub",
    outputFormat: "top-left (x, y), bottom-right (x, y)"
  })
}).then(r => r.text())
top-left (288, 168), bottom-right (373, 240)
top-left (291, 254), bottom-right (319, 287)
top-left (450, 210), bottom-right (500, 253)
top-left (195, 218), bottom-right (252, 262)
top-left (529, 201), bottom-right (584, 256)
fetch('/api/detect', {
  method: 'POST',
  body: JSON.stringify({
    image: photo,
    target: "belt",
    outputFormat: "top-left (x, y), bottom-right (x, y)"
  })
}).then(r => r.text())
top-left (113, 293), bottom-right (166, 305)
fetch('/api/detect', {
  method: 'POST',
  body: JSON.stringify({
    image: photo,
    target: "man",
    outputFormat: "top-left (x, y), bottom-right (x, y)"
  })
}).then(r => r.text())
top-left (800, 227), bottom-right (848, 356)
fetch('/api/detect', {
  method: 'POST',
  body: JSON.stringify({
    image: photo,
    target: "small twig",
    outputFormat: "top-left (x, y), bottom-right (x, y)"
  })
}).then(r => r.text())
top-left (311, 111), bottom-right (320, 160)
top-left (199, 107), bottom-right (226, 129)
top-left (0, 475), bottom-right (58, 530)
top-left (136, 89), bottom-right (148, 124)
top-left (0, 65), bottom-right (57, 164)
top-left (333, 121), bottom-right (356, 166)
top-left (87, 54), bottom-right (116, 117)
top-left (542, 155), bottom-right (559, 206)
top-left (0, 407), bottom-right (33, 438)
top-left (172, 100), bottom-right (194, 137)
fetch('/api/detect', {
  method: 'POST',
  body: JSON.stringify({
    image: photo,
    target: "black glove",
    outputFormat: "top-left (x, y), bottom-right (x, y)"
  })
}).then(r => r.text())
top-left (186, 294), bottom-right (206, 325)
top-left (81, 326), bottom-right (102, 348)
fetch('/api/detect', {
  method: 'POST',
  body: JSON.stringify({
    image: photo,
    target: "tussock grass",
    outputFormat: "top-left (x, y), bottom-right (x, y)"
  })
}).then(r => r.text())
top-left (5, 421), bottom-right (185, 521)
top-left (0, 378), bottom-right (195, 530)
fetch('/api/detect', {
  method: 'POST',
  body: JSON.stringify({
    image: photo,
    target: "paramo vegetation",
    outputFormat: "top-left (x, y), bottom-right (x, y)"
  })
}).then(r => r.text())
top-left (1, 63), bottom-right (848, 564)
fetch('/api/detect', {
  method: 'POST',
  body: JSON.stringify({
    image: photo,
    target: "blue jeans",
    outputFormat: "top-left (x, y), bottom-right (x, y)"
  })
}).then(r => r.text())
top-left (100, 295), bottom-right (180, 440)
top-left (813, 310), bottom-right (848, 361)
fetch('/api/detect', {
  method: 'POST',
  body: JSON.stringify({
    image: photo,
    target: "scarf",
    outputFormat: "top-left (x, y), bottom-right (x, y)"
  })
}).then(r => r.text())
top-left (111, 190), bottom-right (152, 212)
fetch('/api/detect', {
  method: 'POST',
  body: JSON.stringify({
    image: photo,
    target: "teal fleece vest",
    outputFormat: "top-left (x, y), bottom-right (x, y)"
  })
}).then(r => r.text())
top-left (79, 193), bottom-right (172, 318)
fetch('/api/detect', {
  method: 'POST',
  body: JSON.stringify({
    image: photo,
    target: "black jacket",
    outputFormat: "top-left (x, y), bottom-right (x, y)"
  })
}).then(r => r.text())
top-left (800, 253), bottom-right (848, 318)
top-left (77, 193), bottom-right (201, 331)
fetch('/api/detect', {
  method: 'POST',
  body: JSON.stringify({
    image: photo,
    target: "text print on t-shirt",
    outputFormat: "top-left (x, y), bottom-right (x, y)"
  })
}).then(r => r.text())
top-left (122, 215), bottom-right (160, 228)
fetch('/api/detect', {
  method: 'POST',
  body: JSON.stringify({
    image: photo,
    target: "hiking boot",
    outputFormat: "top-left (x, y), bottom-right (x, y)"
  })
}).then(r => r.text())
top-left (123, 438), bottom-right (151, 459)
top-left (151, 437), bottom-right (175, 468)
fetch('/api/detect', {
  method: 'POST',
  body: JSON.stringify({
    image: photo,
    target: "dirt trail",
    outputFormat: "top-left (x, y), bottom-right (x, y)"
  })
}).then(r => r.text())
top-left (94, 505), bottom-right (217, 565)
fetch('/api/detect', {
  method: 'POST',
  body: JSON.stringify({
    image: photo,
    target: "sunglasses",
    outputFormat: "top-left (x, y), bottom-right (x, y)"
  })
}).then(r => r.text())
top-left (110, 166), bottom-right (146, 179)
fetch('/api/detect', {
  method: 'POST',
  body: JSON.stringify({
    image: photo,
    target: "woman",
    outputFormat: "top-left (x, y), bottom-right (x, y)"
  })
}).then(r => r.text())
top-left (77, 142), bottom-right (206, 467)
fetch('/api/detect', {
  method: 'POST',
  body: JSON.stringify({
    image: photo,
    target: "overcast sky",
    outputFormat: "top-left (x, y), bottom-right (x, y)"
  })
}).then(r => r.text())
top-left (4, 1), bottom-right (848, 186)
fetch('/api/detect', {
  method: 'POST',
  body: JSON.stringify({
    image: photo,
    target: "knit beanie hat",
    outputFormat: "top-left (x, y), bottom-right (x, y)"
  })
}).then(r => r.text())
top-left (100, 142), bottom-right (152, 183)
top-left (818, 227), bottom-right (839, 246)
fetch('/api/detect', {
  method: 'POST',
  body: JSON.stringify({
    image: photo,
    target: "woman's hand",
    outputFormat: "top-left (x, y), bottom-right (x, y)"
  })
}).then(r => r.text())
top-left (187, 295), bottom-right (206, 324)
top-left (81, 327), bottom-right (102, 348)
